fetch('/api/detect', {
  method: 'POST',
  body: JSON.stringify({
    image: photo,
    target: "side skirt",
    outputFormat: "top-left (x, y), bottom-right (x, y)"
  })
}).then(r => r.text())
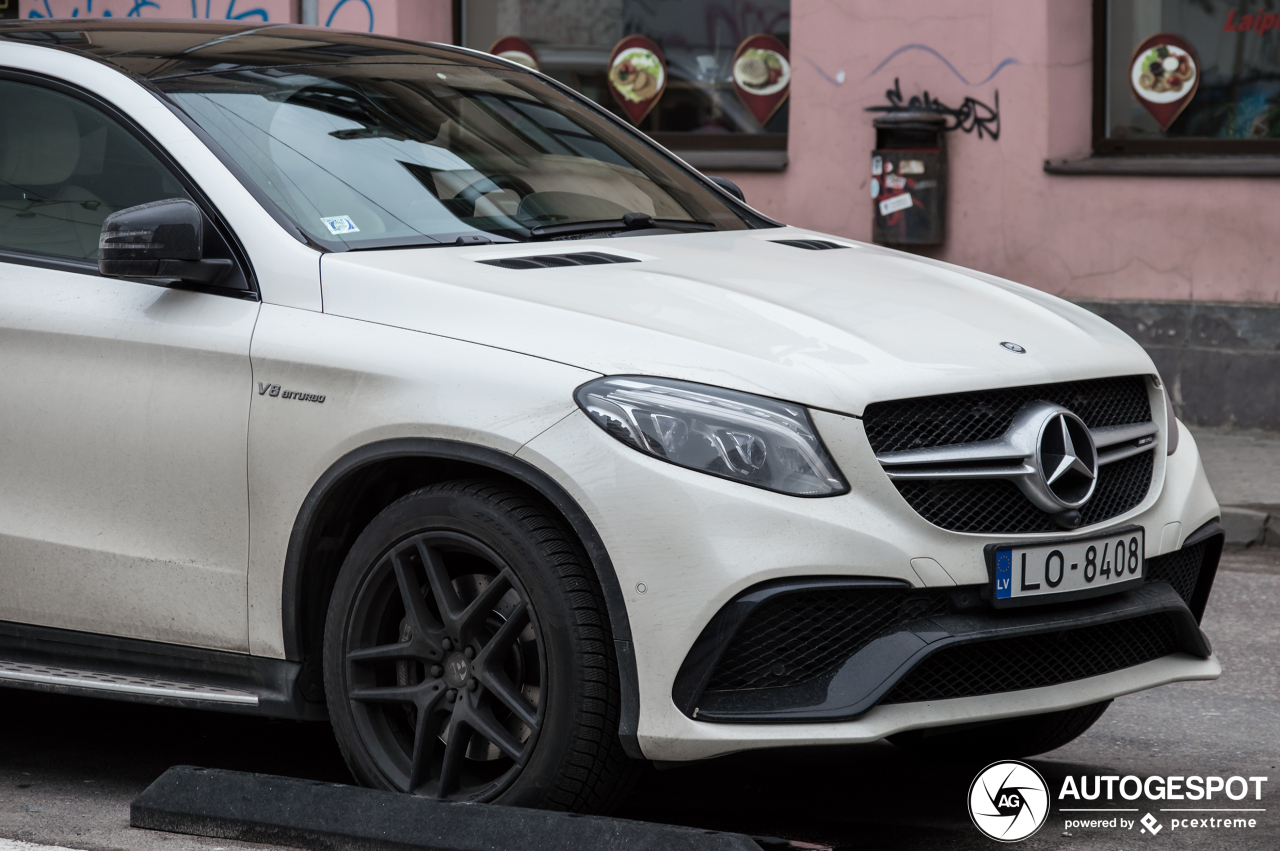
top-left (0, 620), bottom-right (326, 720)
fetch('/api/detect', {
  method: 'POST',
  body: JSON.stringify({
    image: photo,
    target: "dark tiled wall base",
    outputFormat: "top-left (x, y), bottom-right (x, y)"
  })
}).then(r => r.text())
top-left (1075, 301), bottom-right (1280, 433)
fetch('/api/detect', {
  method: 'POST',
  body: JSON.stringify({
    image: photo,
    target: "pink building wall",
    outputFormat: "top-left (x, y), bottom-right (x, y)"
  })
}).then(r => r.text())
top-left (730, 0), bottom-right (1280, 305)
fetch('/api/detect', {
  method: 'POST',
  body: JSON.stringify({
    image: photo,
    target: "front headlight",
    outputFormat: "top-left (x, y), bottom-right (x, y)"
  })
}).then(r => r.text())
top-left (574, 376), bottom-right (849, 497)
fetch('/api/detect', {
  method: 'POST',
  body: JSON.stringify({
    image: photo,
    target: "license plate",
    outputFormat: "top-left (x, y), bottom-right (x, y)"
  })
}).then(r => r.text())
top-left (988, 526), bottom-right (1145, 608)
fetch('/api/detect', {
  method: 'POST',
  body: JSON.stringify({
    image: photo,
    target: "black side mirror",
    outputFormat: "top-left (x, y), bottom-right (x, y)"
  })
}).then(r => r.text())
top-left (707, 176), bottom-right (745, 203)
top-left (99, 198), bottom-right (231, 285)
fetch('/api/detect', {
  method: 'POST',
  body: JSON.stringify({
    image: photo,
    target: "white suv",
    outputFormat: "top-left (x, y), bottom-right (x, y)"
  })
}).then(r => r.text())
top-left (0, 21), bottom-right (1222, 811)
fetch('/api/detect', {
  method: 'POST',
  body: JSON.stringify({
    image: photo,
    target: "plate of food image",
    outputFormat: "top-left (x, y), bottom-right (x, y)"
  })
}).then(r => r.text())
top-left (733, 46), bottom-right (791, 96)
top-left (1131, 43), bottom-right (1197, 103)
top-left (611, 46), bottom-right (665, 104)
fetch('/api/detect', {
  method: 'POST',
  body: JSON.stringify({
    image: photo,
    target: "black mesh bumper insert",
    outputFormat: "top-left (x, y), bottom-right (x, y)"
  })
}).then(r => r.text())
top-left (1145, 541), bottom-right (1207, 607)
top-left (705, 587), bottom-right (950, 691)
top-left (881, 612), bottom-right (1182, 704)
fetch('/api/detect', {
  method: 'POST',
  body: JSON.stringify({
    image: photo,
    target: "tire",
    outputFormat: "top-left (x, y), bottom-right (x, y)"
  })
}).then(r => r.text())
top-left (889, 700), bottom-right (1112, 761)
top-left (323, 479), bottom-right (636, 811)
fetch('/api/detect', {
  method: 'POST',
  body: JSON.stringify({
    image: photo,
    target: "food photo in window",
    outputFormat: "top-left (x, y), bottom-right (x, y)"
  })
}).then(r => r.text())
top-left (1103, 0), bottom-right (1280, 151)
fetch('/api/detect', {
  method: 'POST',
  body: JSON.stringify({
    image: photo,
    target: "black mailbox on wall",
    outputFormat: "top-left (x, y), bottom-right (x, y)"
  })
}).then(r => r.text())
top-left (871, 111), bottom-right (946, 246)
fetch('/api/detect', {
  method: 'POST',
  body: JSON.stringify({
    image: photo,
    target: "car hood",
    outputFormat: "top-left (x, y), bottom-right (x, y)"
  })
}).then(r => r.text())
top-left (319, 227), bottom-right (1155, 415)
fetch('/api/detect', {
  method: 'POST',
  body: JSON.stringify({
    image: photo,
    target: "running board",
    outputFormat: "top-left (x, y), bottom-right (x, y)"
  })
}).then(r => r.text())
top-left (0, 620), bottom-right (326, 721)
top-left (0, 659), bottom-right (258, 705)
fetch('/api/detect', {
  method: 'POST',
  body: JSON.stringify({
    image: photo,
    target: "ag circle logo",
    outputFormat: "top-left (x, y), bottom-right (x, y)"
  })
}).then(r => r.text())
top-left (969, 760), bottom-right (1051, 842)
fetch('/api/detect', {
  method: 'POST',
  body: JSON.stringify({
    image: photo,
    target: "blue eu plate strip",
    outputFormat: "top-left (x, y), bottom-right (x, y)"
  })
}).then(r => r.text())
top-left (995, 549), bottom-right (1012, 599)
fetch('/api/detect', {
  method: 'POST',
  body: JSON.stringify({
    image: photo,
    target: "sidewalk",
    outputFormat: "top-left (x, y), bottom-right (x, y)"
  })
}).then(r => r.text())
top-left (1190, 428), bottom-right (1280, 547)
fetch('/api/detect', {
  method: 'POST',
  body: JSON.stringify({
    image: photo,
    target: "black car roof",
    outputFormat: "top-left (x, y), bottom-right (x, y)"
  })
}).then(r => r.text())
top-left (0, 20), bottom-right (501, 81)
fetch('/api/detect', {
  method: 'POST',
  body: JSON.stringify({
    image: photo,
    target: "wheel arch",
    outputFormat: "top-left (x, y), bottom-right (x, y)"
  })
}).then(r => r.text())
top-left (281, 437), bottom-right (642, 757)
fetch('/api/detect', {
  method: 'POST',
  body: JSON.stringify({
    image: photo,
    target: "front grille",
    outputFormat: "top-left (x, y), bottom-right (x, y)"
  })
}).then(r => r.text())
top-left (881, 612), bottom-right (1180, 704)
top-left (894, 449), bottom-right (1153, 534)
top-left (867, 376), bottom-right (1155, 533)
top-left (863, 376), bottom-right (1152, 455)
top-left (705, 587), bottom-right (950, 691)
top-left (1146, 541), bottom-right (1207, 606)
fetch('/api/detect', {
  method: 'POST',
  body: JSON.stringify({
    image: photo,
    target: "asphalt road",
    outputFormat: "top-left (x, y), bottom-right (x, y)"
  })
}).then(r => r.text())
top-left (2, 549), bottom-right (1276, 851)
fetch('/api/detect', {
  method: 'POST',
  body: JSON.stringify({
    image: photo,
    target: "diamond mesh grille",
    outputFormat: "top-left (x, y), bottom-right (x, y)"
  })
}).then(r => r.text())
top-left (893, 449), bottom-right (1154, 534)
top-left (1145, 542), bottom-right (1207, 606)
top-left (863, 376), bottom-right (1152, 455)
top-left (881, 613), bottom-right (1180, 704)
top-left (705, 588), bottom-right (950, 691)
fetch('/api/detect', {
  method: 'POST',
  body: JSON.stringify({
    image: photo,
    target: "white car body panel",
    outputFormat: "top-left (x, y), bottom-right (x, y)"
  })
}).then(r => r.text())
top-left (0, 264), bottom-right (257, 649)
top-left (320, 232), bottom-right (1155, 416)
top-left (244, 304), bottom-right (595, 658)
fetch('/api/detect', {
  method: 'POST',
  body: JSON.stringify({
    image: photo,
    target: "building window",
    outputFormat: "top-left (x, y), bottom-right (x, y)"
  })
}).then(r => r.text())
top-left (1097, 0), bottom-right (1280, 154)
top-left (460, 0), bottom-right (789, 170)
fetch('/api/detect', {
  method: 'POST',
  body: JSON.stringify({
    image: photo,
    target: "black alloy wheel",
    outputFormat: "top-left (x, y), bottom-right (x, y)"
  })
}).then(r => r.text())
top-left (341, 530), bottom-right (543, 798)
top-left (324, 480), bottom-right (636, 810)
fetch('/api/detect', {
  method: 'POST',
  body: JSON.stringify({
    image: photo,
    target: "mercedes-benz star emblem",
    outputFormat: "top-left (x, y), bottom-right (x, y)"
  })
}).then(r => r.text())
top-left (1000, 342), bottom-right (1026, 353)
top-left (1036, 410), bottom-right (1098, 509)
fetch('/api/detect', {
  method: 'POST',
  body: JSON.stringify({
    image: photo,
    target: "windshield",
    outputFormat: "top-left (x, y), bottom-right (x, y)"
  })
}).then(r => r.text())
top-left (157, 61), bottom-right (749, 248)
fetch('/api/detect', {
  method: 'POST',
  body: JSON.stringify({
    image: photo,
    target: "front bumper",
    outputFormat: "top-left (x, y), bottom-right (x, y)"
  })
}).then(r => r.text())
top-left (673, 567), bottom-right (1213, 724)
top-left (517, 406), bottom-right (1222, 761)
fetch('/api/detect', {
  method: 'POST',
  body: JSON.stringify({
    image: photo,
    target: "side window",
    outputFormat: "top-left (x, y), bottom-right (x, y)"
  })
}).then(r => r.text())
top-left (0, 79), bottom-right (189, 261)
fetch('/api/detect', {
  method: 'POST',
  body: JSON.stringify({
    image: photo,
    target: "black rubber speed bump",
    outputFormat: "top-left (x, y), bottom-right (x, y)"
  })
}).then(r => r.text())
top-left (131, 766), bottom-right (763, 851)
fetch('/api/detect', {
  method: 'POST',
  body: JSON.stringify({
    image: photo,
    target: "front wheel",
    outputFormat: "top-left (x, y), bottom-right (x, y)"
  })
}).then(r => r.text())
top-left (889, 701), bottom-right (1112, 761)
top-left (323, 480), bottom-right (634, 810)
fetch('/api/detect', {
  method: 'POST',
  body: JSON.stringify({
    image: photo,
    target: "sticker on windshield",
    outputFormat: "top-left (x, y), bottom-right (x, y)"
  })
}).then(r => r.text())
top-left (321, 215), bottom-right (360, 235)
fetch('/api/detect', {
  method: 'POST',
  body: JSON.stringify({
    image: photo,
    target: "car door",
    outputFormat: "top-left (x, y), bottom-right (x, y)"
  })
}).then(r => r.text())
top-left (0, 75), bottom-right (258, 651)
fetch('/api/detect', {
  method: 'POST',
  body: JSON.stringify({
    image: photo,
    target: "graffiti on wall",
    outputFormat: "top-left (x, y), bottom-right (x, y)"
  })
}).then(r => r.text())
top-left (323, 0), bottom-right (372, 31)
top-left (23, 0), bottom-right (279, 20)
top-left (868, 43), bottom-right (1018, 87)
top-left (21, 0), bottom-right (376, 31)
top-left (866, 77), bottom-right (1001, 140)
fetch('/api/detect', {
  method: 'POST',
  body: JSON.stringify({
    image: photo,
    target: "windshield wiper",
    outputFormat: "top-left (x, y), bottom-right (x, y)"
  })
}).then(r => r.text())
top-left (527, 213), bottom-right (716, 241)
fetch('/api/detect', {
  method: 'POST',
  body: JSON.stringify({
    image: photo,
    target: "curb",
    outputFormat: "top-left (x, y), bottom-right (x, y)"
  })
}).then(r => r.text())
top-left (1221, 505), bottom-right (1280, 548)
top-left (131, 766), bottom-right (764, 851)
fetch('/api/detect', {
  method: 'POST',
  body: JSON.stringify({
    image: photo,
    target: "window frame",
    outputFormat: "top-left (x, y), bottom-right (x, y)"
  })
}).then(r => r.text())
top-left (1092, 0), bottom-right (1280, 157)
top-left (0, 67), bottom-right (260, 299)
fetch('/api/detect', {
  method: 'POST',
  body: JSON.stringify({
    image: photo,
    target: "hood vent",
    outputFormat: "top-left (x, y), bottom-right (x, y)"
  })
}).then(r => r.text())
top-left (772, 239), bottom-right (848, 250)
top-left (479, 252), bottom-right (639, 270)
